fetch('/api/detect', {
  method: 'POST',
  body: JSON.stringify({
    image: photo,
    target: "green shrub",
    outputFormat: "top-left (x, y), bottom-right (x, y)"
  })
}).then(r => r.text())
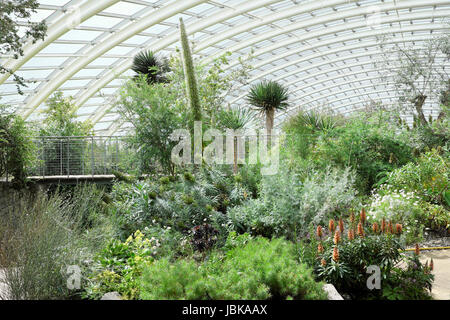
top-left (309, 215), bottom-right (433, 300)
top-left (0, 188), bottom-right (111, 300)
top-left (367, 190), bottom-right (426, 244)
top-left (0, 106), bottom-right (36, 188)
top-left (382, 149), bottom-right (449, 206)
top-left (139, 237), bottom-right (326, 300)
top-left (229, 166), bottom-right (358, 239)
top-left (382, 254), bottom-right (434, 300)
top-left (312, 111), bottom-right (414, 193)
top-left (111, 167), bottom-right (250, 239)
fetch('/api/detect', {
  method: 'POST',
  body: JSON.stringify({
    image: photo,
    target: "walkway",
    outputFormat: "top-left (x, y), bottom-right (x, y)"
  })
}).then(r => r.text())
top-left (420, 250), bottom-right (450, 300)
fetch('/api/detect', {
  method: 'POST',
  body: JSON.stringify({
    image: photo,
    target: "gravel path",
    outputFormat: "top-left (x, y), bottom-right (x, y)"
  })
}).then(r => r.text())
top-left (419, 250), bottom-right (450, 300)
top-left (0, 269), bottom-right (9, 300)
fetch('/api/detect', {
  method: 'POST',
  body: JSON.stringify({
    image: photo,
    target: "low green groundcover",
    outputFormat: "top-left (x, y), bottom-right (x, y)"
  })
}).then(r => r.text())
top-left (139, 236), bottom-right (327, 300)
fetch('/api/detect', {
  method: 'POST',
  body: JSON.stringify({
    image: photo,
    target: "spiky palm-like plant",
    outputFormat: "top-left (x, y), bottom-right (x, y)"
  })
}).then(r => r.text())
top-left (246, 80), bottom-right (289, 136)
top-left (179, 17), bottom-right (202, 121)
top-left (131, 50), bottom-right (169, 84)
top-left (218, 107), bottom-right (257, 173)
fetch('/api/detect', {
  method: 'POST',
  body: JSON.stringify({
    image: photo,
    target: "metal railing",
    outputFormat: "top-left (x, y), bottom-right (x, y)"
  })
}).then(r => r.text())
top-left (28, 136), bottom-right (134, 178)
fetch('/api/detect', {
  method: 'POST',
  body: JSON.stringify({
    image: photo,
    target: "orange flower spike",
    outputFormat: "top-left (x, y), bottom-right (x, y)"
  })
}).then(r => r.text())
top-left (360, 208), bottom-right (366, 224)
top-left (430, 259), bottom-right (434, 271)
top-left (372, 222), bottom-right (379, 234)
top-left (381, 218), bottom-right (386, 233)
top-left (349, 211), bottom-right (355, 224)
top-left (388, 221), bottom-right (394, 234)
top-left (415, 244), bottom-right (420, 256)
top-left (334, 230), bottom-right (341, 245)
top-left (357, 222), bottom-right (365, 238)
top-left (321, 259), bottom-right (327, 267)
top-left (339, 218), bottom-right (344, 234)
top-left (329, 219), bottom-right (336, 233)
top-left (318, 243), bottom-right (324, 254)
top-left (316, 225), bottom-right (323, 238)
top-left (347, 229), bottom-right (355, 241)
top-left (395, 223), bottom-right (403, 235)
top-left (332, 246), bottom-right (339, 262)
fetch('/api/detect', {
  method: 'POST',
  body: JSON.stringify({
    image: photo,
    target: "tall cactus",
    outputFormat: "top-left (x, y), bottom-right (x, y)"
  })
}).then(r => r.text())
top-left (179, 17), bottom-right (202, 121)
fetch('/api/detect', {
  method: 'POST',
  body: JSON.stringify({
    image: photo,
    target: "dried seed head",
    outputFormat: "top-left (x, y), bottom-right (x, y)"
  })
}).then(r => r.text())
top-left (430, 259), bottom-right (434, 271)
top-left (332, 246), bottom-right (339, 262)
top-left (334, 230), bottom-right (341, 245)
top-left (415, 244), bottom-right (420, 256)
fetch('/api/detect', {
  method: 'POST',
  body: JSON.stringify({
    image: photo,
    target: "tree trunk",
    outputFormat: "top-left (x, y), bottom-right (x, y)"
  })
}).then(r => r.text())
top-left (233, 136), bottom-right (238, 174)
top-left (265, 108), bottom-right (275, 146)
top-left (413, 94), bottom-right (428, 126)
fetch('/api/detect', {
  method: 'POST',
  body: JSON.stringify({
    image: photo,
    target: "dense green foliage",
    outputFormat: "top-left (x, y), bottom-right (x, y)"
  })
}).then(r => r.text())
top-left (139, 236), bottom-right (326, 300)
top-left (116, 76), bottom-right (185, 174)
top-left (0, 107), bottom-right (35, 187)
top-left (305, 214), bottom-right (434, 300)
top-left (110, 167), bottom-right (251, 239)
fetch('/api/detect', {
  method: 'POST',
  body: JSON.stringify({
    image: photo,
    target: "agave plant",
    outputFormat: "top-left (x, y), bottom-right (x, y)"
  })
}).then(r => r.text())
top-left (131, 50), bottom-right (170, 84)
top-left (246, 80), bottom-right (289, 136)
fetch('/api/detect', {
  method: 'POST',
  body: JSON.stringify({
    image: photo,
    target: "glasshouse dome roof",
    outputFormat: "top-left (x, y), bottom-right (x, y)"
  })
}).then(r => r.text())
top-left (1, 0), bottom-right (449, 135)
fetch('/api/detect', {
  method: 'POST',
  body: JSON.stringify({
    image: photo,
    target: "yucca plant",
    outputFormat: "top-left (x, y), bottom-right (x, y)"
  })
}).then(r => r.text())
top-left (131, 50), bottom-right (170, 85)
top-left (246, 80), bottom-right (289, 137)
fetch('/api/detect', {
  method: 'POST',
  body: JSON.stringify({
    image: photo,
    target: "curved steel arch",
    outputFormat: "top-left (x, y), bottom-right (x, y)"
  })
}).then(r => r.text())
top-left (20, 0), bottom-right (210, 119)
top-left (0, 0), bottom-right (120, 85)
top-left (78, 4), bottom-right (449, 127)
top-left (1, 0), bottom-right (448, 132)
top-left (226, 23), bottom-right (449, 106)
top-left (74, 0), bottom-right (281, 113)
top-left (202, 0), bottom-right (448, 64)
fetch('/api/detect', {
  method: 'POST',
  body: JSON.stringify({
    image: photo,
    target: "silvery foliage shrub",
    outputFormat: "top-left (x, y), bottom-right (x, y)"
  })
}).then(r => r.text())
top-left (112, 167), bottom-right (250, 238)
top-left (228, 165), bottom-right (357, 239)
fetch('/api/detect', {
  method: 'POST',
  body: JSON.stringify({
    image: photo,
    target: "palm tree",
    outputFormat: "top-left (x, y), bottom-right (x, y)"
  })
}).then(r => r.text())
top-left (131, 50), bottom-right (170, 84)
top-left (246, 80), bottom-right (289, 137)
